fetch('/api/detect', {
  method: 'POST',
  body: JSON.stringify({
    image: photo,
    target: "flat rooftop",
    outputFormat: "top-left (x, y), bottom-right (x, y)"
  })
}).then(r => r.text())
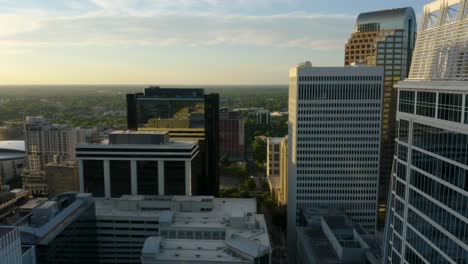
top-left (142, 238), bottom-right (246, 262)
top-left (77, 139), bottom-right (197, 149)
top-left (297, 207), bottom-right (381, 264)
top-left (94, 196), bottom-right (257, 218)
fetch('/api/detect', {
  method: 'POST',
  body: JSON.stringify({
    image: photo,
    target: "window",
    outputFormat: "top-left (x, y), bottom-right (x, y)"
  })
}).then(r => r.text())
top-left (416, 92), bottom-right (436, 117)
top-left (437, 93), bottom-right (462, 122)
top-left (399, 90), bottom-right (415, 113)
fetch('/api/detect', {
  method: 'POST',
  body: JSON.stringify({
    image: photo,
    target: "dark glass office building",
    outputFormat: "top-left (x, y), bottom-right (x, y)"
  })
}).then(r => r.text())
top-left (126, 87), bottom-right (219, 196)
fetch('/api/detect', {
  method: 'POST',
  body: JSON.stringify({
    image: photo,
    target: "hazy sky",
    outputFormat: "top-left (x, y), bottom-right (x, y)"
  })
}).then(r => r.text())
top-left (0, 0), bottom-right (432, 85)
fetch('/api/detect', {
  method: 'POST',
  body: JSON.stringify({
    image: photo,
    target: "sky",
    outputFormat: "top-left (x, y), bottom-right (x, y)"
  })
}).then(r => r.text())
top-left (0, 0), bottom-right (433, 85)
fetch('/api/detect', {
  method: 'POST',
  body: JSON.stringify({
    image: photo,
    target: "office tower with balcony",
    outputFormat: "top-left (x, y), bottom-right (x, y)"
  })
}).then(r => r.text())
top-left (287, 61), bottom-right (384, 262)
top-left (345, 8), bottom-right (417, 222)
top-left (126, 87), bottom-right (219, 196)
top-left (383, 0), bottom-right (468, 263)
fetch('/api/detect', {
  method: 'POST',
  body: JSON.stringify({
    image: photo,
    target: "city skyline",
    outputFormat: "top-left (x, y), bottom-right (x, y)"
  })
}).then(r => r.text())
top-left (0, 0), bottom-right (432, 85)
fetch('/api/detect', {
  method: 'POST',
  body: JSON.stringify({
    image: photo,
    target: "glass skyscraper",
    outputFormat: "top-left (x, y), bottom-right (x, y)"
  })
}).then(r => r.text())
top-left (345, 8), bottom-right (417, 225)
top-left (383, 0), bottom-right (468, 263)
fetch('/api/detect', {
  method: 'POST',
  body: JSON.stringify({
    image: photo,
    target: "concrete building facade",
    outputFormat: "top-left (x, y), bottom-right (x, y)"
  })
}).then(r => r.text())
top-left (77, 131), bottom-right (201, 198)
top-left (287, 62), bottom-right (384, 262)
top-left (22, 117), bottom-right (85, 196)
top-left (45, 161), bottom-right (79, 198)
top-left (279, 136), bottom-right (288, 206)
top-left (94, 195), bottom-right (271, 264)
top-left (267, 137), bottom-right (282, 204)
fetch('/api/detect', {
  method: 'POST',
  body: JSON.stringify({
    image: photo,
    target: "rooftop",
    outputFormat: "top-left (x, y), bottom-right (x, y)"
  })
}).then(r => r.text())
top-left (0, 140), bottom-right (25, 152)
top-left (297, 207), bottom-right (381, 264)
top-left (267, 137), bottom-right (283, 144)
top-left (77, 139), bottom-right (197, 150)
top-left (356, 7), bottom-right (415, 30)
top-left (95, 195), bottom-right (257, 218)
top-left (142, 237), bottom-right (269, 263)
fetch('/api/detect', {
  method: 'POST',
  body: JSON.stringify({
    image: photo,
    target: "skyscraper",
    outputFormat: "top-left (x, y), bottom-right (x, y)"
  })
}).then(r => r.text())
top-left (345, 8), bottom-right (417, 223)
top-left (126, 87), bottom-right (219, 196)
top-left (383, 0), bottom-right (468, 263)
top-left (287, 62), bottom-right (384, 261)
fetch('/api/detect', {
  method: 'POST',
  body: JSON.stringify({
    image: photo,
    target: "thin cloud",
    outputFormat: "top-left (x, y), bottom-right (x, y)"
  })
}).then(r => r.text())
top-left (0, 9), bottom-right (354, 50)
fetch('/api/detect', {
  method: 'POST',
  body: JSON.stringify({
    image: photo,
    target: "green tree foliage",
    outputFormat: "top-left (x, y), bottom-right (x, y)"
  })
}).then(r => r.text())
top-left (252, 138), bottom-right (267, 164)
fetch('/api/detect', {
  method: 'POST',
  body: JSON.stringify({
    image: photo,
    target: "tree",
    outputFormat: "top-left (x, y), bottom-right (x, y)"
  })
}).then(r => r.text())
top-left (246, 178), bottom-right (256, 191)
top-left (252, 138), bottom-right (267, 164)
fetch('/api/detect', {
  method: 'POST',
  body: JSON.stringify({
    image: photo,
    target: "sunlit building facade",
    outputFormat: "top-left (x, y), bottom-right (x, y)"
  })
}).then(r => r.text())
top-left (287, 62), bottom-right (384, 262)
top-left (383, 0), bottom-right (468, 263)
top-left (345, 8), bottom-right (417, 223)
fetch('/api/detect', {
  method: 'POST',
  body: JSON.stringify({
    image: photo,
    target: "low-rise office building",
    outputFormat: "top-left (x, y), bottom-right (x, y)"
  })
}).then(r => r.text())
top-left (95, 195), bottom-right (271, 264)
top-left (2, 193), bottom-right (271, 264)
top-left (296, 207), bottom-right (381, 264)
top-left (10, 193), bottom-right (96, 264)
top-left (77, 131), bottom-right (201, 197)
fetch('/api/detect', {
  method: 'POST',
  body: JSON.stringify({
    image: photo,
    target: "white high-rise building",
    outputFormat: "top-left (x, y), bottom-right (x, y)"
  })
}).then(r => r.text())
top-left (23, 116), bottom-right (85, 196)
top-left (287, 62), bottom-right (384, 260)
top-left (383, 0), bottom-right (468, 263)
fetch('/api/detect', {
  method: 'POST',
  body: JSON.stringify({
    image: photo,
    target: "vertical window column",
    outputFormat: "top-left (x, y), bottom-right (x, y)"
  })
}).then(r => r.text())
top-left (185, 160), bottom-right (192, 196)
top-left (131, 160), bottom-right (137, 195)
top-left (79, 159), bottom-right (84, 192)
top-left (158, 160), bottom-right (164, 195)
top-left (104, 160), bottom-right (110, 198)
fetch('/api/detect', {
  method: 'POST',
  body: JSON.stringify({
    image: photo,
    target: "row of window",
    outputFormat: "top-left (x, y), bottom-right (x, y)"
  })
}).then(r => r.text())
top-left (298, 75), bottom-right (382, 82)
top-left (298, 156), bottom-right (378, 162)
top-left (399, 90), bottom-right (467, 123)
top-left (297, 189), bottom-right (376, 194)
top-left (296, 175), bottom-right (377, 180)
top-left (298, 143), bottom-right (379, 148)
top-left (299, 130), bottom-right (380, 136)
top-left (297, 201), bottom-right (376, 212)
top-left (297, 196), bottom-right (376, 201)
top-left (406, 227), bottom-right (450, 264)
top-left (412, 123), bottom-right (468, 165)
top-left (298, 84), bottom-right (382, 100)
top-left (298, 123), bottom-right (379, 128)
top-left (299, 150), bottom-right (378, 155)
top-left (411, 149), bottom-right (468, 191)
top-left (298, 103), bottom-right (380, 108)
top-left (299, 109), bottom-right (380, 115)
top-left (408, 189), bottom-right (467, 244)
top-left (408, 209), bottom-right (467, 262)
top-left (159, 230), bottom-right (226, 240)
top-left (411, 170), bottom-right (468, 218)
top-left (297, 182), bottom-right (377, 189)
top-left (298, 116), bottom-right (380, 122)
top-left (297, 163), bottom-right (378, 168)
